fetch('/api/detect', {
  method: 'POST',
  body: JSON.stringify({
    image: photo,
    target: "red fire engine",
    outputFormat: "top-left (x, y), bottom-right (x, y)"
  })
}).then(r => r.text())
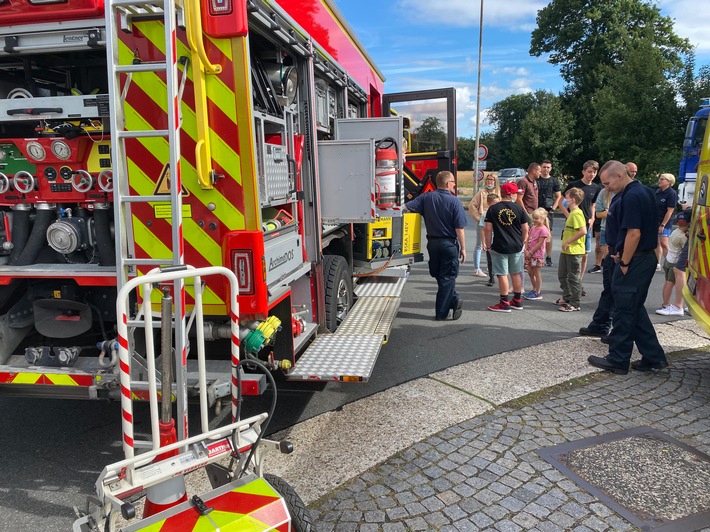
top-left (0, 0), bottom-right (457, 425)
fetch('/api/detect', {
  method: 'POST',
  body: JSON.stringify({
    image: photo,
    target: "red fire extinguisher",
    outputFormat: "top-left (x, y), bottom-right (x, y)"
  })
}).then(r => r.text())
top-left (375, 138), bottom-right (399, 208)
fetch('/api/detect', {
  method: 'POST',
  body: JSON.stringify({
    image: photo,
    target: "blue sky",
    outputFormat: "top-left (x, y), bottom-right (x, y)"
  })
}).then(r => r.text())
top-left (335, 0), bottom-right (710, 138)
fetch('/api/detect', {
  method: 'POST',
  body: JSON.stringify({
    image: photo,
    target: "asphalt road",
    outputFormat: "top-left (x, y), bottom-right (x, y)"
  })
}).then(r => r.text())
top-left (0, 214), bottom-right (679, 531)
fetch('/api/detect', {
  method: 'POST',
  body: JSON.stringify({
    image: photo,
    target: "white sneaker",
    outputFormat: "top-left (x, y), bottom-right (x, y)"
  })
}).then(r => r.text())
top-left (473, 269), bottom-right (488, 277)
top-left (657, 305), bottom-right (684, 316)
top-left (667, 305), bottom-right (684, 316)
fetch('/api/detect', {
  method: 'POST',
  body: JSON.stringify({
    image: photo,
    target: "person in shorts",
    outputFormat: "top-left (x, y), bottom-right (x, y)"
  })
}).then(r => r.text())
top-left (655, 173), bottom-right (678, 268)
top-left (484, 182), bottom-right (529, 312)
top-left (656, 209), bottom-right (691, 316)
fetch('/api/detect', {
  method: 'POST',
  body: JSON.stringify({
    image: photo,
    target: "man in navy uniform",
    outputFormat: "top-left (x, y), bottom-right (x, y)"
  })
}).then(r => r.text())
top-left (405, 171), bottom-right (467, 320)
top-left (587, 160), bottom-right (667, 374)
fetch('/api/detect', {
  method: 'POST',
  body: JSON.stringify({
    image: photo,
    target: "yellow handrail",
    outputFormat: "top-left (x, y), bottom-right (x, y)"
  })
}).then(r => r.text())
top-left (184, 0), bottom-right (221, 189)
top-left (184, 0), bottom-right (221, 76)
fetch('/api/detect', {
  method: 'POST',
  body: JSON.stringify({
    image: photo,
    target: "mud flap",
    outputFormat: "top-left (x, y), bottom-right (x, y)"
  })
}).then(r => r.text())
top-left (33, 299), bottom-right (92, 338)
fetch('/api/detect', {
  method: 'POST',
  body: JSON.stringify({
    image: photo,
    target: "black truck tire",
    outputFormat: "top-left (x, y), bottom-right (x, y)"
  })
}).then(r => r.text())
top-left (323, 255), bottom-right (353, 332)
top-left (263, 474), bottom-right (315, 531)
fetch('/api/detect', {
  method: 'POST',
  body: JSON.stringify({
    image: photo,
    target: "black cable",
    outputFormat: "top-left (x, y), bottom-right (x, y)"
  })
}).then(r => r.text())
top-left (236, 357), bottom-right (277, 478)
top-left (88, 302), bottom-right (108, 341)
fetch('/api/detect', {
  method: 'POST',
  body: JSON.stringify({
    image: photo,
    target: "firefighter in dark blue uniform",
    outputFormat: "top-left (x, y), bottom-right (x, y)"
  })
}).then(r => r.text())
top-left (588, 160), bottom-right (668, 374)
top-left (404, 171), bottom-right (468, 320)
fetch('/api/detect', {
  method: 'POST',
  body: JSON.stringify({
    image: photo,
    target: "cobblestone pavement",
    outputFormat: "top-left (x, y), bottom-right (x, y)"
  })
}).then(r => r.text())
top-left (310, 351), bottom-right (710, 531)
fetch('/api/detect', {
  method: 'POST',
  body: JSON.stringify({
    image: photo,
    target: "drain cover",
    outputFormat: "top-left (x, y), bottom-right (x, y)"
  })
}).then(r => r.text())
top-left (536, 426), bottom-right (710, 531)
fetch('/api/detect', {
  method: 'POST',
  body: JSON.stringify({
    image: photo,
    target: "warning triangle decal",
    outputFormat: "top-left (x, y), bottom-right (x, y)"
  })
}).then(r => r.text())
top-left (154, 164), bottom-right (189, 196)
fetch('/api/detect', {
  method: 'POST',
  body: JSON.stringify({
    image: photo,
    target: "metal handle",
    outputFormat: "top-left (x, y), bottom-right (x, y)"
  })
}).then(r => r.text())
top-left (185, 0), bottom-right (221, 190)
top-left (7, 107), bottom-right (63, 115)
top-left (13, 171), bottom-right (35, 194)
top-left (71, 170), bottom-right (94, 193)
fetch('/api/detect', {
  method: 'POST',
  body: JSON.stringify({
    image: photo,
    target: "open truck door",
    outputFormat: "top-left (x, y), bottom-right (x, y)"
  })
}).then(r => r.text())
top-left (383, 88), bottom-right (457, 200)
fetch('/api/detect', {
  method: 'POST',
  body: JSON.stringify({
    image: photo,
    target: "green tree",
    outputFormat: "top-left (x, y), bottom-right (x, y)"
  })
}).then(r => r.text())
top-left (592, 33), bottom-right (683, 183)
top-left (457, 136), bottom-right (475, 171)
top-left (530, 0), bottom-right (690, 90)
top-left (412, 116), bottom-right (446, 152)
top-left (479, 131), bottom-right (502, 171)
top-left (510, 91), bottom-right (579, 175)
top-left (530, 0), bottom-right (692, 172)
top-left (486, 91), bottom-right (578, 175)
top-left (486, 93), bottom-right (537, 167)
top-left (678, 52), bottom-right (710, 117)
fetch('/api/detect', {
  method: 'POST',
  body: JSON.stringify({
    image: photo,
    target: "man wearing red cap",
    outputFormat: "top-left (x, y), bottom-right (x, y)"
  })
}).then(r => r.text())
top-left (484, 182), bottom-right (529, 312)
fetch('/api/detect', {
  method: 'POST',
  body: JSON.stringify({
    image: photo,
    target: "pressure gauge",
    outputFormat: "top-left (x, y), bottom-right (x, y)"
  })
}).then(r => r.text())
top-left (0, 147), bottom-right (6, 162)
top-left (51, 140), bottom-right (71, 161)
top-left (26, 141), bottom-right (46, 161)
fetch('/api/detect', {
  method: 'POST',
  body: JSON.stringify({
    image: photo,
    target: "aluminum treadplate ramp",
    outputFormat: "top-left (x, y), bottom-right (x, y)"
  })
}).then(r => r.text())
top-left (335, 297), bottom-right (400, 339)
top-left (354, 270), bottom-right (407, 297)
top-left (287, 334), bottom-right (383, 382)
top-left (288, 274), bottom-right (405, 382)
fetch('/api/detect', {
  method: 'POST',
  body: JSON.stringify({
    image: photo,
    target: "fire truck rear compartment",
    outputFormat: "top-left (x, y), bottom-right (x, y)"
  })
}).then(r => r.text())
top-left (0, 1), bottom-right (426, 400)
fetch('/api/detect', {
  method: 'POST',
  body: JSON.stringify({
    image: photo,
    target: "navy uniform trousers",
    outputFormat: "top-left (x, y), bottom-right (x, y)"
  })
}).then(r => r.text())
top-left (607, 253), bottom-right (665, 366)
top-left (587, 252), bottom-right (615, 334)
top-left (427, 238), bottom-right (460, 319)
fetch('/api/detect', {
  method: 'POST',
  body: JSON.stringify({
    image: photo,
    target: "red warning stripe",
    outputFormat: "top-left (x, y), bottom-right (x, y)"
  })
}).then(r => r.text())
top-left (0, 372), bottom-right (93, 386)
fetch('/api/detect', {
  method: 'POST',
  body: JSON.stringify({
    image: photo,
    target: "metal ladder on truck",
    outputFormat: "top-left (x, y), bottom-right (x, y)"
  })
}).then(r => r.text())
top-left (104, 0), bottom-right (192, 440)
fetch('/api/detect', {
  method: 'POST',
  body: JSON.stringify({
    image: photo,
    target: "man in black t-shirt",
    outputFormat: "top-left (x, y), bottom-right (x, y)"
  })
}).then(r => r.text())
top-left (561, 160), bottom-right (601, 280)
top-left (484, 182), bottom-right (529, 312)
top-left (537, 159), bottom-right (561, 266)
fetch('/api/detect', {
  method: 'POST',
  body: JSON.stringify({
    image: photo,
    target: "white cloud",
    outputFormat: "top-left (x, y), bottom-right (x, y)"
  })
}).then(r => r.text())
top-left (396, 0), bottom-right (546, 30)
top-left (658, 0), bottom-right (710, 53)
top-left (492, 66), bottom-right (530, 76)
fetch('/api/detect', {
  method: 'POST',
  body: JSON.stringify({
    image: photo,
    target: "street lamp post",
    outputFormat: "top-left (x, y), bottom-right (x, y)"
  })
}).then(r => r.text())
top-left (473, 0), bottom-right (484, 193)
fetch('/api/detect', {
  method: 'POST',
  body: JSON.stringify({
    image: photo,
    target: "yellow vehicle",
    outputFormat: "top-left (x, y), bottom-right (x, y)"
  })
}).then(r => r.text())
top-left (684, 123), bottom-right (710, 335)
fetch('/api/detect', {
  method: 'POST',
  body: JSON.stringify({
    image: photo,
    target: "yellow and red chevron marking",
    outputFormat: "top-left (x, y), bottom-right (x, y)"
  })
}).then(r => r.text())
top-left (135, 478), bottom-right (289, 531)
top-left (0, 371), bottom-right (93, 386)
top-left (119, 21), bottom-right (253, 316)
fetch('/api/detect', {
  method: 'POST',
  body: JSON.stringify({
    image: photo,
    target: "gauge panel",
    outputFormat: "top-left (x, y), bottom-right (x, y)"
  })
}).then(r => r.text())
top-left (51, 140), bottom-right (72, 160)
top-left (26, 141), bottom-right (46, 161)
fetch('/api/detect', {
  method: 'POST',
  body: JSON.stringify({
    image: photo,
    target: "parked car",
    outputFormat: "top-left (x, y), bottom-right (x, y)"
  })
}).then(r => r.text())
top-left (497, 168), bottom-right (526, 184)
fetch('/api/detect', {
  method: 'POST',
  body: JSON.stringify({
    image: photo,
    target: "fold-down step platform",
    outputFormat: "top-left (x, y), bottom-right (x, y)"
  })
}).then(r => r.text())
top-left (287, 273), bottom-right (407, 382)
